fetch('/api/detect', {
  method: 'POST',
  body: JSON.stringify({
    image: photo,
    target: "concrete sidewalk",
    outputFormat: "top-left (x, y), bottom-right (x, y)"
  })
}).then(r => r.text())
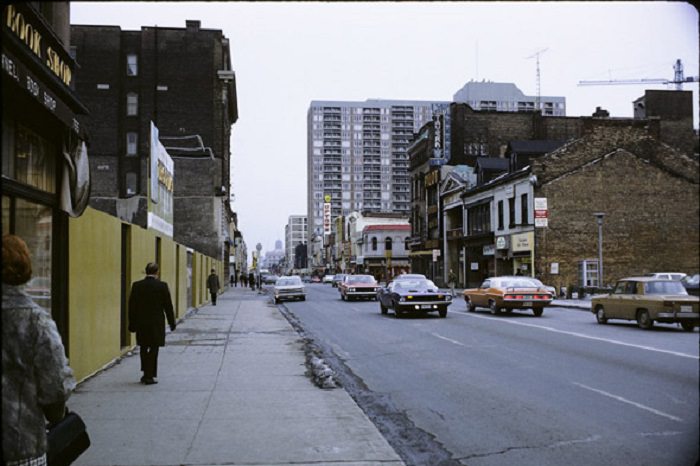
top-left (70, 287), bottom-right (404, 466)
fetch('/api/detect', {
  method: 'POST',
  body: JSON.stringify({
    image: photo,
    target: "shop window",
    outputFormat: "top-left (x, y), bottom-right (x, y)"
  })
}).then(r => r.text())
top-left (126, 132), bottom-right (138, 156)
top-left (127, 93), bottom-right (138, 116)
top-left (126, 54), bottom-right (138, 76)
top-left (125, 172), bottom-right (138, 196)
top-left (15, 198), bottom-right (53, 312)
top-left (10, 124), bottom-right (57, 193)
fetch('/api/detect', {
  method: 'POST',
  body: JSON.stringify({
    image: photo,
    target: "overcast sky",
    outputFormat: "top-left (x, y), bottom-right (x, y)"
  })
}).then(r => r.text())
top-left (70, 1), bottom-right (699, 259)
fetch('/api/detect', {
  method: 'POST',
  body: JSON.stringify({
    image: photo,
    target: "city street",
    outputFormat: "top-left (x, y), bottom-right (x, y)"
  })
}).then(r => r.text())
top-left (280, 283), bottom-right (699, 466)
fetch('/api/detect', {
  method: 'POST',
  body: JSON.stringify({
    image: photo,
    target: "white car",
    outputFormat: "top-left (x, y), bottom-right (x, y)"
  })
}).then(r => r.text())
top-left (273, 276), bottom-right (306, 304)
top-left (322, 275), bottom-right (335, 284)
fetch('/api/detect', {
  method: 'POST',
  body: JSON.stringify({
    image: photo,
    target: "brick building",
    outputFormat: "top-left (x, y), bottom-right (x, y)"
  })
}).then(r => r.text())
top-left (70, 20), bottom-right (238, 259)
top-left (532, 119), bottom-right (699, 290)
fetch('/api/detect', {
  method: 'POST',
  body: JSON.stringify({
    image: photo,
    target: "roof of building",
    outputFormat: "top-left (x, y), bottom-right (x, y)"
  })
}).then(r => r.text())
top-left (507, 140), bottom-right (567, 155)
top-left (475, 157), bottom-right (510, 171)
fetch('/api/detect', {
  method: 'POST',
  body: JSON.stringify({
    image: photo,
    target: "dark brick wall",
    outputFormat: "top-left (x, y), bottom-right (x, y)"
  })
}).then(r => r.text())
top-left (70, 23), bottom-right (234, 256)
top-left (533, 122), bottom-right (699, 289)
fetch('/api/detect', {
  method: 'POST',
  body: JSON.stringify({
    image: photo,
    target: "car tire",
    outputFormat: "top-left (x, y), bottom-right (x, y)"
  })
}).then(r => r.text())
top-left (274, 298), bottom-right (280, 304)
top-left (595, 306), bottom-right (608, 324)
top-left (380, 303), bottom-right (388, 315)
top-left (394, 310), bottom-right (403, 319)
top-left (300, 296), bottom-right (305, 301)
top-left (466, 298), bottom-right (476, 312)
top-left (680, 322), bottom-right (696, 332)
top-left (533, 308), bottom-right (543, 317)
top-left (489, 300), bottom-right (501, 315)
top-left (636, 309), bottom-right (654, 330)
top-left (438, 308), bottom-right (447, 318)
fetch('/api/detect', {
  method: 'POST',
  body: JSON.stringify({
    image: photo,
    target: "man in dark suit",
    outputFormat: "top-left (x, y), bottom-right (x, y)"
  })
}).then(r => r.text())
top-left (128, 262), bottom-right (176, 385)
top-left (207, 268), bottom-right (220, 305)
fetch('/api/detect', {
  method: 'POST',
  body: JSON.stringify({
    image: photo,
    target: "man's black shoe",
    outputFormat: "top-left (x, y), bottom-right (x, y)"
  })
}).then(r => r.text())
top-left (142, 377), bottom-right (158, 385)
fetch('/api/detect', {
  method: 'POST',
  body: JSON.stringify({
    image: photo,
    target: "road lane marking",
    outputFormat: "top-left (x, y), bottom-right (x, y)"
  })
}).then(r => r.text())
top-left (455, 311), bottom-right (699, 360)
top-left (572, 382), bottom-right (683, 422)
top-left (431, 332), bottom-right (465, 346)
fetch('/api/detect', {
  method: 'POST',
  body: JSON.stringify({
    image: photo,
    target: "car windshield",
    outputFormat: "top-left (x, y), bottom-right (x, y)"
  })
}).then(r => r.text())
top-left (393, 279), bottom-right (434, 291)
top-left (394, 274), bottom-right (426, 281)
top-left (348, 275), bottom-right (375, 284)
top-left (333, 275), bottom-right (345, 280)
top-left (499, 278), bottom-right (540, 289)
top-left (644, 281), bottom-right (687, 295)
top-left (682, 274), bottom-right (699, 286)
top-left (276, 277), bottom-right (302, 286)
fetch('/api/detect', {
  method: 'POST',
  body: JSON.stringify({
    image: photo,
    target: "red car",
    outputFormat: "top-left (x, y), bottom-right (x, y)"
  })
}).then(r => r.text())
top-left (338, 274), bottom-right (379, 301)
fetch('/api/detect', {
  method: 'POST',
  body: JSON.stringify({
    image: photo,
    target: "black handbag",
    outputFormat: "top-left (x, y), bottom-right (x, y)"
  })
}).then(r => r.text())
top-left (46, 411), bottom-right (91, 466)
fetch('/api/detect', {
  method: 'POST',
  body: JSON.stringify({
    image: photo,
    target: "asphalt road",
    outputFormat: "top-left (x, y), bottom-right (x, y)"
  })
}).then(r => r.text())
top-left (280, 283), bottom-right (699, 466)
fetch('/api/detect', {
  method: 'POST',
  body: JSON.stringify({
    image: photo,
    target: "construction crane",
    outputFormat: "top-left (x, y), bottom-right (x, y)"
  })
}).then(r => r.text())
top-left (578, 59), bottom-right (699, 90)
top-left (526, 48), bottom-right (548, 109)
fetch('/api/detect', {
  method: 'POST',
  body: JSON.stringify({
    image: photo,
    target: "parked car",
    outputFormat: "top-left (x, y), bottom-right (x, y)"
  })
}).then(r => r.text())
top-left (393, 273), bottom-right (427, 281)
top-left (338, 274), bottom-right (379, 301)
top-left (311, 276), bottom-right (322, 283)
top-left (262, 274), bottom-right (279, 285)
top-left (273, 276), bottom-right (306, 304)
top-left (322, 275), bottom-right (334, 284)
top-left (463, 276), bottom-right (553, 316)
top-left (528, 277), bottom-right (556, 295)
top-left (591, 277), bottom-right (699, 331)
top-left (644, 272), bottom-right (687, 281)
top-left (681, 274), bottom-right (699, 296)
top-left (331, 274), bottom-right (347, 288)
top-left (378, 277), bottom-right (452, 318)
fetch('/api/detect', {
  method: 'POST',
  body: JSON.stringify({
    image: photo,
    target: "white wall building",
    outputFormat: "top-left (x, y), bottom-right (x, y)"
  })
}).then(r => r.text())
top-left (285, 215), bottom-right (307, 272)
top-left (453, 81), bottom-right (566, 116)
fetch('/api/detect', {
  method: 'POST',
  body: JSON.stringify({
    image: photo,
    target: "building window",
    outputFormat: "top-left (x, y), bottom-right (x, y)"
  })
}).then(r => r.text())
top-left (521, 193), bottom-right (529, 225)
top-left (509, 197), bottom-right (516, 228)
top-left (126, 132), bottom-right (138, 156)
top-left (9, 123), bottom-right (57, 193)
top-left (125, 172), bottom-right (138, 196)
top-left (385, 237), bottom-right (392, 251)
top-left (126, 93), bottom-right (138, 116)
top-left (497, 200), bottom-right (504, 230)
top-left (371, 237), bottom-right (377, 251)
top-left (126, 54), bottom-right (138, 76)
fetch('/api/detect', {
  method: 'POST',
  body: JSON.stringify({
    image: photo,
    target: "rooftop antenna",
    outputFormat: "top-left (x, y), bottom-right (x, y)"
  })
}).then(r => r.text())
top-left (526, 48), bottom-right (548, 111)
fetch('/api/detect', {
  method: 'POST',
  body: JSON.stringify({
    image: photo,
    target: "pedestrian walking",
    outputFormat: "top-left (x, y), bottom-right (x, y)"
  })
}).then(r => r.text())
top-left (248, 271), bottom-right (255, 290)
top-left (448, 269), bottom-right (457, 297)
top-left (240, 271), bottom-right (247, 288)
top-left (207, 269), bottom-right (220, 305)
top-left (128, 262), bottom-right (176, 385)
top-left (231, 272), bottom-right (237, 287)
top-left (2, 234), bottom-right (78, 465)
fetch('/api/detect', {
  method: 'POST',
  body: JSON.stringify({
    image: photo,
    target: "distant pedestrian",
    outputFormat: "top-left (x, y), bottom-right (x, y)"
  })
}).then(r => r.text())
top-left (2, 234), bottom-right (78, 465)
top-left (207, 269), bottom-right (220, 305)
top-left (241, 271), bottom-right (247, 288)
top-left (230, 273), bottom-right (236, 287)
top-left (448, 269), bottom-right (457, 297)
top-left (128, 262), bottom-right (176, 385)
top-left (248, 271), bottom-right (255, 290)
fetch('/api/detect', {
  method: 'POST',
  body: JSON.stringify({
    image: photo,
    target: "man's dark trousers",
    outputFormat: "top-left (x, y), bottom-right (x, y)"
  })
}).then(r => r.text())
top-left (140, 345), bottom-right (159, 379)
top-left (210, 292), bottom-right (217, 305)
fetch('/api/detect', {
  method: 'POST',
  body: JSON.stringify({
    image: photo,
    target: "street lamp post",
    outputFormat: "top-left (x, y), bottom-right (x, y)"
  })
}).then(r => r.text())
top-left (593, 213), bottom-right (605, 287)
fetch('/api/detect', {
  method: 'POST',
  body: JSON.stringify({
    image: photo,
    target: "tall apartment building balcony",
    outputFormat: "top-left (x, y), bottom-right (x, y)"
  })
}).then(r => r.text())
top-left (323, 174), bottom-right (342, 181)
top-left (324, 132), bottom-right (341, 139)
top-left (362, 108), bottom-right (381, 114)
top-left (363, 132), bottom-right (381, 139)
top-left (323, 183), bottom-right (342, 192)
top-left (323, 122), bottom-right (341, 130)
top-left (323, 115), bottom-right (342, 122)
top-left (323, 148), bottom-right (342, 155)
top-left (363, 141), bottom-right (381, 147)
top-left (363, 115), bottom-right (381, 122)
top-left (392, 122), bottom-right (413, 129)
top-left (323, 106), bottom-right (342, 112)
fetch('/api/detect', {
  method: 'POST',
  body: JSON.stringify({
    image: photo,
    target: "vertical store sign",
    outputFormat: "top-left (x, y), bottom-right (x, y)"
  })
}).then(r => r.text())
top-left (534, 197), bottom-right (548, 228)
top-left (323, 194), bottom-right (332, 236)
top-left (430, 111), bottom-right (447, 166)
top-left (148, 121), bottom-right (174, 237)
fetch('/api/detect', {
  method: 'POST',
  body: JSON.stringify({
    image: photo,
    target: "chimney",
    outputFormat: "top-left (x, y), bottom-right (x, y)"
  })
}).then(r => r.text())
top-left (186, 20), bottom-right (201, 32)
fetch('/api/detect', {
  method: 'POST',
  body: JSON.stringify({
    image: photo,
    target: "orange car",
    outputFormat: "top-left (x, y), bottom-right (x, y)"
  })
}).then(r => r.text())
top-left (463, 276), bottom-right (553, 316)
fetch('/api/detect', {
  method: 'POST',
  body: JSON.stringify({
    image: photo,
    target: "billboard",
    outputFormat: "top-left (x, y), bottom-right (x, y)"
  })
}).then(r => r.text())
top-left (148, 121), bottom-right (174, 237)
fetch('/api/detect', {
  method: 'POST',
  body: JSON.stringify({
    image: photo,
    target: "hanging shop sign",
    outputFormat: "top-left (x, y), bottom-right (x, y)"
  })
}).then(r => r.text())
top-left (148, 122), bottom-right (174, 238)
top-left (323, 201), bottom-right (331, 235)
